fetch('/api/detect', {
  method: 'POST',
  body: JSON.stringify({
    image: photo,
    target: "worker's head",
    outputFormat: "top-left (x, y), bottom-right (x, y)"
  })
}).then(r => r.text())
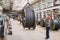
top-left (46, 15), bottom-right (51, 20)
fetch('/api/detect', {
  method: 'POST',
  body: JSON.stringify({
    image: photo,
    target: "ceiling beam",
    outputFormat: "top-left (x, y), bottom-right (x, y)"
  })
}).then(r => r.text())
top-left (27, 0), bottom-right (41, 7)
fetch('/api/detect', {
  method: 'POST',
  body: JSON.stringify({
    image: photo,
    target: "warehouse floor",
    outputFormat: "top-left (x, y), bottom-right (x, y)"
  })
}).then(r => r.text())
top-left (5, 18), bottom-right (60, 40)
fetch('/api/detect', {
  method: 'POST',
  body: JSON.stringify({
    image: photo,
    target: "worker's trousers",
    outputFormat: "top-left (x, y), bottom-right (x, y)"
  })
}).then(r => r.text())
top-left (46, 27), bottom-right (50, 38)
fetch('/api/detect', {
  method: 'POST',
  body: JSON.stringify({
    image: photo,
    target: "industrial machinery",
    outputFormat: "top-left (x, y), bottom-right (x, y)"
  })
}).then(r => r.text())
top-left (37, 13), bottom-right (40, 25)
top-left (0, 5), bottom-right (12, 40)
top-left (50, 13), bottom-right (60, 31)
top-left (0, 15), bottom-right (12, 40)
top-left (7, 11), bottom-right (19, 19)
top-left (0, 16), bottom-right (8, 39)
top-left (0, 17), bottom-right (4, 39)
top-left (22, 8), bottom-right (36, 30)
top-left (40, 12), bottom-right (46, 27)
top-left (39, 10), bottom-right (60, 31)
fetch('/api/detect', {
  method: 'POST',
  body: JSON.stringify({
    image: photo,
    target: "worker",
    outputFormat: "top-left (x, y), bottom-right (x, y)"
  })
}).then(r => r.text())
top-left (45, 14), bottom-right (51, 39)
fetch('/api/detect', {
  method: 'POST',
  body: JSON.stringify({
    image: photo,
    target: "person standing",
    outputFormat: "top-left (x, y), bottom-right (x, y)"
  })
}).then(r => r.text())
top-left (45, 15), bottom-right (51, 39)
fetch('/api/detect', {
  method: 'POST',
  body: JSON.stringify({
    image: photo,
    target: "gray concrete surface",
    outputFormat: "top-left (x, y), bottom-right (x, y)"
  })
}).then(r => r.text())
top-left (5, 18), bottom-right (60, 40)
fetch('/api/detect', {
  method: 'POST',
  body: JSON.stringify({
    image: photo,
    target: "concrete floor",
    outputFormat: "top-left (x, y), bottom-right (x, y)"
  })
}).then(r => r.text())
top-left (5, 18), bottom-right (60, 40)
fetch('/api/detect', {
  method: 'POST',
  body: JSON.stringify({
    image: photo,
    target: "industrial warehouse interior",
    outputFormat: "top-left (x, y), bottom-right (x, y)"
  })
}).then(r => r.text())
top-left (0, 0), bottom-right (60, 40)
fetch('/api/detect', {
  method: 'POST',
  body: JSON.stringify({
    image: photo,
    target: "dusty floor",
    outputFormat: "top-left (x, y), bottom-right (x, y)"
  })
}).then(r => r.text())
top-left (2, 18), bottom-right (60, 40)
